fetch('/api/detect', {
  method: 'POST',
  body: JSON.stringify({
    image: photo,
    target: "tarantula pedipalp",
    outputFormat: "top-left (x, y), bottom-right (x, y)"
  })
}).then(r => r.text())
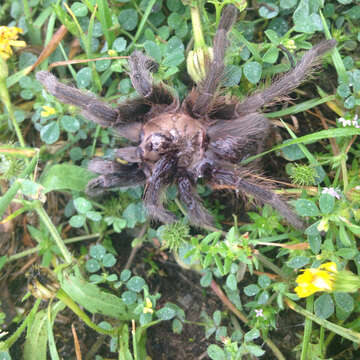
top-left (36, 5), bottom-right (336, 230)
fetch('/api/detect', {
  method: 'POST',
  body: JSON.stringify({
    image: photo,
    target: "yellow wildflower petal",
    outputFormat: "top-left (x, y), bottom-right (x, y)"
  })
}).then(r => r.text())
top-left (41, 106), bottom-right (56, 117)
top-left (295, 283), bottom-right (318, 298)
top-left (143, 307), bottom-right (154, 314)
top-left (8, 40), bottom-right (26, 48)
top-left (312, 271), bottom-right (333, 291)
top-left (0, 26), bottom-right (26, 60)
top-left (296, 269), bottom-right (314, 284)
top-left (319, 262), bottom-right (337, 273)
top-left (317, 218), bottom-right (329, 232)
top-left (145, 297), bottom-right (152, 308)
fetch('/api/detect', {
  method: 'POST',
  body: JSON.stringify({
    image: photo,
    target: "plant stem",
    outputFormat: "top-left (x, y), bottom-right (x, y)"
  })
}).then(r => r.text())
top-left (285, 298), bottom-right (360, 344)
top-left (34, 203), bottom-right (72, 264)
top-left (300, 295), bottom-right (314, 360)
top-left (132, 320), bottom-right (138, 360)
top-left (56, 288), bottom-right (115, 336)
top-left (319, 325), bottom-right (325, 358)
top-left (0, 299), bottom-right (41, 350)
top-left (0, 75), bottom-right (26, 148)
top-left (190, 2), bottom-right (206, 49)
top-left (0, 152), bottom-right (38, 218)
top-left (5, 233), bottom-right (101, 263)
top-left (128, 0), bottom-right (157, 52)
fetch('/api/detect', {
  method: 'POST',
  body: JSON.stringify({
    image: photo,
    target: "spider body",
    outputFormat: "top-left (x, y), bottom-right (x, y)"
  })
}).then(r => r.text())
top-left (36, 5), bottom-right (336, 230)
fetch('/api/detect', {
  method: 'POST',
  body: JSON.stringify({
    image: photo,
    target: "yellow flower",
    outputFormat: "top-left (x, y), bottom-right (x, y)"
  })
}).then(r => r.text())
top-left (41, 105), bottom-right (57, 117)
top-left (143, 297), bottom-right (154, 314)
top-left (294, 262), bottom-right (337, 298)
top-left (0, 26), bottom-right (26, 60)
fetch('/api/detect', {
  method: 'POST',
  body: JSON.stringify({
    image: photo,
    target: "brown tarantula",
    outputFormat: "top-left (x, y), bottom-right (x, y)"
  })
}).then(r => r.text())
top-left (36, 5), bottom-right (336, 230)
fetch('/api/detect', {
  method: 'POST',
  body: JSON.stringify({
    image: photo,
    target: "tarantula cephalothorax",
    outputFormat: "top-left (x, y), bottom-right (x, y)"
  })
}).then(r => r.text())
top-left (36, 5), bottom-right (336, 230)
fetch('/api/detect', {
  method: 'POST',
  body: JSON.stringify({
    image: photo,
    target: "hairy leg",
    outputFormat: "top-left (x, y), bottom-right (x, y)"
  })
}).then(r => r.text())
top-left (86, 159), bottom-right (145, 196)
top-left (211, 167), bottom-right (305, 230)
top-left (177, 173), bottom-right (214, 226)
top-left (36, 71), bottom-right (118, 125)
top-left (185, 5), bottom-right (238, 117)
top-left (143, 156), bottom-right (178, 223)
top-left (207, 113), bottom-right (270, 161)
top-left (36, 71), bottom-right (146, 141)
top-left (128, 51), bottom-right (176, 106)
top-left (236, 39), bottom-right (336, 114)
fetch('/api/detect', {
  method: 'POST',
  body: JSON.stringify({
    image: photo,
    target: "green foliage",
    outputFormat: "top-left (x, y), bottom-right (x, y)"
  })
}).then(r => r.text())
top-left (2, 0), bottom-right (360, 358)
top-left (158, 221), bottom-right (190, 251)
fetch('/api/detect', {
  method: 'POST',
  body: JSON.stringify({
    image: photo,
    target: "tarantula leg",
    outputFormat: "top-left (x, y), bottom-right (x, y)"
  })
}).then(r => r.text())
top-left (143, 156), bottom-right (178, 223)
top-left (190, 5), bottom-right (238, 117)
top-left (128, 51), bottom-right (175, 105)
top-left (177, 173), bottom-right (214, 226)
top-left (236, 39), bottom-right (336, 114)
top-left (208, 113), bottom-right (270, 161)
top-left (86, 159), bottom-right (145, 196)
top-left (114, 147), bottom-right (140, 163)
top-left (278, 45), bottom-right (296, 69)
top-left (36, 71), bottom-right (118, 126)
top-left (212, 168), bottom-right (305, 230)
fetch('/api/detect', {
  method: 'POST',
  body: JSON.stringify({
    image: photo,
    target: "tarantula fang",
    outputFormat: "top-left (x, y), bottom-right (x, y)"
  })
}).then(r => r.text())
top-left (36, 5), bottom-right (336, 230)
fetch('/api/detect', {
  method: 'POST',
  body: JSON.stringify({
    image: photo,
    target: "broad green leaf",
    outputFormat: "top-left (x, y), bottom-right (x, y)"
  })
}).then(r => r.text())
top-left (314, 294), bottom-right (334, 319)
top-left (207, 345), bottom-right (225, 360)
top-left (86, 211), bottom-right (102, 222)
top-left (334, 292), bottom-right (354, 313)
top-left (259, 3), bottom-right (279, 19)
top-left (244, 328), bottom-right (260, 342)
top-left (126, 276), bottom-right (145, 293)
top-left (60, 116), bottom-right (80, 132)
top-left (120, 269), bottom-right (131, 282)
top-left (118, 9), bottom-right (138, 31)
top-left (339, 224), bottom-right (352, 246)
top-left (262, 46), bottom-right (279, 64)
top-left (113, 37), bottom-right (127, 52)
top-left (308, 235), bottom-right (321, 255)
top-left (76, 67), bottom-right (92, 88)
top-left (74, 197), bottom-right (92, 214)
top-left (156, 306), bottom-right (176, 320)
top-left (40, 164), bottom-right (96, 193)
top-left (122, 291), bottom-right (137, 305)
top-left (280, 0), bottom-right (297, 9)
top-left (287, 256), bottom-right (310, 269)
top-left (319, 194), bottom-right (335, 214)
top-left (226, 274), bottom-right (237, 291)
top-left (69, 214), bottom-right (86, 228)
top-left (144, 40), bottom-right (161, 63)
top-left (59, 267), bottom-right (131, 320)
top-left (244, 284), bottom-right (260, 296)
top-left (102, 253), bottom-right (116, 267)
top-left (223, 65), bottom-right (242, 86)
top-left (85, 259), bottom-right (101, 273)
top-left (23, 310), bottom-right (48, 360)
top-left (89, 244), bottom-right (106, 260)
top-left (243, 61), bottom-right (262, 84)
top-left (71, 2), bottom-right (88, 17)
top-left (258, 275), bottom-right (271, 288)
top-left (295, 199), bottom-right (320, 217)
top-left (40, 122), bottom-right (60, 144)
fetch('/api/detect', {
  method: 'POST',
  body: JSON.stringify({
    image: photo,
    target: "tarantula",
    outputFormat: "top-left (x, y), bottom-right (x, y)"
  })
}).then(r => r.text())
top-left (36, 5), bottom-right (336, 230)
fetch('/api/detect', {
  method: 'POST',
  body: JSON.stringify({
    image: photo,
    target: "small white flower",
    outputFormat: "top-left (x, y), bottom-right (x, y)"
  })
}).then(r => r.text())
top-left (338, 115), bottom-right (360, 128)
top-left (255, 309), bottom-right (264, 317)
top-left (322, 187), bottom-right (341, 200)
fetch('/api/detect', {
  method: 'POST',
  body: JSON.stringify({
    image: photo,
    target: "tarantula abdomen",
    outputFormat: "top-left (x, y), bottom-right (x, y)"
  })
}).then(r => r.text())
top-left (36, 5), bottom-right (336, 231)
